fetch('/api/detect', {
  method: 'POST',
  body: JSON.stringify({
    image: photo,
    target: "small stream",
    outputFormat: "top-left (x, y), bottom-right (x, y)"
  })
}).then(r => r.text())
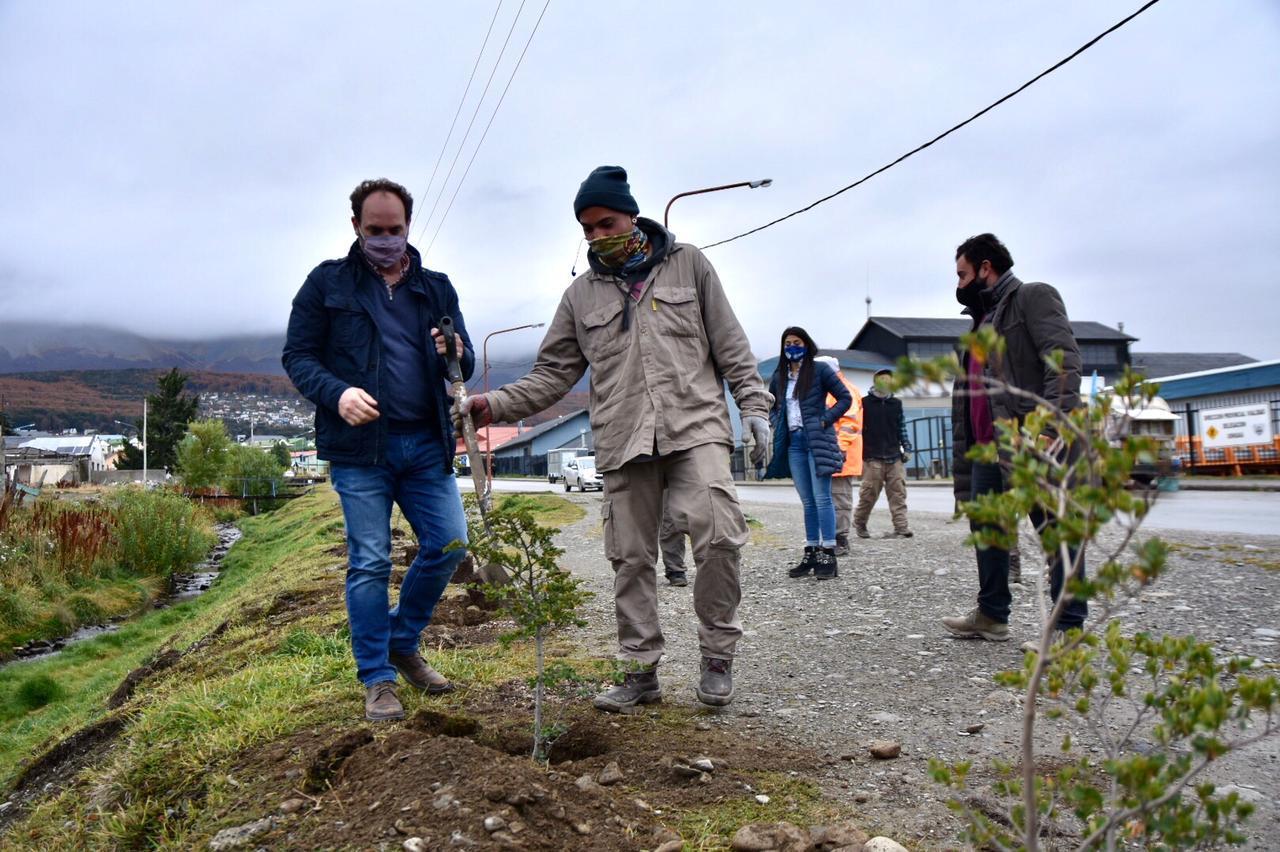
top-left (4, 523), bottom-right (243, 667)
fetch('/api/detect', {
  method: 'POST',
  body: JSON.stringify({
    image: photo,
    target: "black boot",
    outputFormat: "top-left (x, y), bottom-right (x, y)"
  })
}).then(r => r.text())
top-left (593, 666), bottom-right (662, 713)
top-left (695, 657), bottom-right (734, 706)
top-left (788, 546), bottom-right (818, 578)
top-left (815, 547), bottom-right (839, 580)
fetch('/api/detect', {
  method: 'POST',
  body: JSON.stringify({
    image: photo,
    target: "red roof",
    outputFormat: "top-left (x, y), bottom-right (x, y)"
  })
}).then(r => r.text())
top-left (455, 426), bottom-right (523, 455)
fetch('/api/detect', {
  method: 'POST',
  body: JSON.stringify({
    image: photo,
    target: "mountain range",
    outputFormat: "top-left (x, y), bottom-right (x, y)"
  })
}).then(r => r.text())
top-left (0, 322), bottom-right (288, 375)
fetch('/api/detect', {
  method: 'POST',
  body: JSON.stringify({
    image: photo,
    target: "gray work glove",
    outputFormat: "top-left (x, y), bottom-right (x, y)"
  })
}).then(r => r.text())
top-left (745, 415), bottom-right (771, 467)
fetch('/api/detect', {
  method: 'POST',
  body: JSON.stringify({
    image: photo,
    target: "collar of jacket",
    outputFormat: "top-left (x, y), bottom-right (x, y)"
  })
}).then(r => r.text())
top-left (584, 217), bottom-right (679, 282)
top-left (980, 269), bottom-right (1021, 313)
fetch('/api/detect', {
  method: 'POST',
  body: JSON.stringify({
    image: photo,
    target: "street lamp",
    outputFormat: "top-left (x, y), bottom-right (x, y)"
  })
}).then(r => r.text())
top-left (482, 323), bottom-right (546, 478)
top-left (664, 178), bottom-right (773, 228)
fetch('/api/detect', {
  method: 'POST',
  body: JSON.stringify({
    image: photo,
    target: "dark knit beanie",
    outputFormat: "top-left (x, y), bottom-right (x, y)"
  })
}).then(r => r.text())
top-left (573, 165), bottom-right (639, 218)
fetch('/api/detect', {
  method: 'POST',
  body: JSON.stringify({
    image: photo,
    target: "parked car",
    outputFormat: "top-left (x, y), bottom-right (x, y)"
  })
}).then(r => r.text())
top-left (562, 455), bottom-right (601, 492)
top-left (547, 447), bottom-right (589, 483)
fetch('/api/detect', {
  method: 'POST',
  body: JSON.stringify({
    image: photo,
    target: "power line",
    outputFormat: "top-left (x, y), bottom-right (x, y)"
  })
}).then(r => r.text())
top-left (424, 0), bottom-right (552, 257)
top-left (415, 0), bottom-right (506, 219)
top-left (415, 0), bottom-right (531, 244)
top-left (700, 0), bottom-right (1163, 251)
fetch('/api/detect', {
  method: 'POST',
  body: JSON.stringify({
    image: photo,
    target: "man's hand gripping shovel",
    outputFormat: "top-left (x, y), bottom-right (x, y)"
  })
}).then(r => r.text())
top-left (440, 316), bottom-right (509, 587)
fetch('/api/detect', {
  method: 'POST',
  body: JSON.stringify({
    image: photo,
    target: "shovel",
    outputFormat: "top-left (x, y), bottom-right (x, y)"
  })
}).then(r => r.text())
top-left (439, 318), bottom-right (509, 588)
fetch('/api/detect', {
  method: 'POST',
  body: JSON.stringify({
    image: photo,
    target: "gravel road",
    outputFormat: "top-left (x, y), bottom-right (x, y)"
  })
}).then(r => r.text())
top-left (552, 490), bottom-right (1280, 849)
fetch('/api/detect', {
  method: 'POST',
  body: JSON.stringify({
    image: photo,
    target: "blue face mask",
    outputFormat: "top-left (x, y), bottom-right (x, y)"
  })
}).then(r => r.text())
top-left (784, 344), bottom-right (806, 362)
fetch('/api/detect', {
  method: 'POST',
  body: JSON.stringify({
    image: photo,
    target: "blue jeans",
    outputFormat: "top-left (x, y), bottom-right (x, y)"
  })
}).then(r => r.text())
top-left (330, 432), bottom-right (468, 686)
top-left (788, 428), bottom-right (836, 546)
top-left (970, 461), bottom-right (1087, 629)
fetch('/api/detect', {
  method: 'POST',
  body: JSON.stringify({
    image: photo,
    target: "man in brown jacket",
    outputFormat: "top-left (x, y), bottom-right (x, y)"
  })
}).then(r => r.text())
top-left (943, 233), bottom-right (1086, 643)
top-left (456, 166), bottom-right (772, 710)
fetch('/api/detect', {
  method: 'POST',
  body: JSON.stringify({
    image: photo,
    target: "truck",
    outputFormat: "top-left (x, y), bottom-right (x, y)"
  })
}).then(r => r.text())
top-left (1105, 395), bottom-right (1180, 486)
top-left (547, 447), bottom-right (590, 484)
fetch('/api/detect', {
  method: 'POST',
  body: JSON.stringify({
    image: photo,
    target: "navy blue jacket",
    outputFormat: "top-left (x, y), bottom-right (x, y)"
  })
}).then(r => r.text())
top-left (764, 362), bottom-right (852, 479)
top-left (282, 242), bottom-right (474, 470)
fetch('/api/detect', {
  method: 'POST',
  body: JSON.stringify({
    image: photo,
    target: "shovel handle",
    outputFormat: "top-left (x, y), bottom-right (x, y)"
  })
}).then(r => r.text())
top-left (438, 316), bottom-right (464, 383)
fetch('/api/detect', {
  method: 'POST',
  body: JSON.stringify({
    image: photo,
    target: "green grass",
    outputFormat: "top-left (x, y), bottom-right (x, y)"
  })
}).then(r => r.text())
top-left (0, 487), bottom-right (600, 849)
top-left (493, 492), bottom-right (586, 528)
top-left (0, 491), bottom-right (346, 794)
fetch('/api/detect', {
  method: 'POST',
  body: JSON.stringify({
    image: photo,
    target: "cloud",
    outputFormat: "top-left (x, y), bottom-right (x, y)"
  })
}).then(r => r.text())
top-left (0, 1), bottom-right (1277, 358)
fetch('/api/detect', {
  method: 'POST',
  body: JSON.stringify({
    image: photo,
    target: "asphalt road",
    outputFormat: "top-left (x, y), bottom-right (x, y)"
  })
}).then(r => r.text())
top-left (471, 477), bottom-right (1280, 538)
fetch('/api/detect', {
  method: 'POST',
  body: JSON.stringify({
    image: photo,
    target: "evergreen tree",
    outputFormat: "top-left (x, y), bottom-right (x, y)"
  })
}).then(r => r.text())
top-left (113, 369), bottom-right (200, 471)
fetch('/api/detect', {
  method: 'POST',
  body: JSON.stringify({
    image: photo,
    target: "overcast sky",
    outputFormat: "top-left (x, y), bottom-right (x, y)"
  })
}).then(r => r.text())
top-left (1, 1), bottom-right (1278, 361)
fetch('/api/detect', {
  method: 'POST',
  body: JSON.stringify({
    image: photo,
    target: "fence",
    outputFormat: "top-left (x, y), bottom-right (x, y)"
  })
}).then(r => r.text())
top-left (1170, 400), bottom-right (1280, 476)
top-left (905, 414), bottom-right (953, 480)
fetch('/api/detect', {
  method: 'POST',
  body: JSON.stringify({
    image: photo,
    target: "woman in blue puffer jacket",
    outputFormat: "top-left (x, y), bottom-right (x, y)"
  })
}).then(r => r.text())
top-left (764, 326), bottom-right (852, 579)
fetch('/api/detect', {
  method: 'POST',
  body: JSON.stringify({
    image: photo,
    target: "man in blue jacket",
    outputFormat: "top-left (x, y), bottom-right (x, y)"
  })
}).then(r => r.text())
top-left (283, 178), bottom-right (473, 722)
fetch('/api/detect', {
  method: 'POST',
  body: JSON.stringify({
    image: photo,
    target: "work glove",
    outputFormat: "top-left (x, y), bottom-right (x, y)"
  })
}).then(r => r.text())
top-left (745, 415), bottom-right (771, 467)
top-left (452, 394), bottom-right (493, 430)
top-left (900, 451), bottom-right (911, 463)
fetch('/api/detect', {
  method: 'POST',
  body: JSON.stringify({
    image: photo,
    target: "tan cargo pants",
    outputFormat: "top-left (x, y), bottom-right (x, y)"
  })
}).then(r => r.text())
top-left (853, 458), bottom-right (909, 533)
top-left (831, 475), bottom-right (855, 540)
top-left (601, 443), bottom-right (749, 665)
top-left (659, 491), bottom-right (687, 573)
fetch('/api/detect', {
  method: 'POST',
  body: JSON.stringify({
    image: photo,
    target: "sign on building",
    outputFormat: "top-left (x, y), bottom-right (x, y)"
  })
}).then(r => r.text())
top-left (1201, 404), bottom-right (1274, 449)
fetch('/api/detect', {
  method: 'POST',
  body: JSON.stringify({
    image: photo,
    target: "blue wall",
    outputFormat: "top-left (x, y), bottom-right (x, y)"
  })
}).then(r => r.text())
top-left (493, 410), bottom-right (593, 459)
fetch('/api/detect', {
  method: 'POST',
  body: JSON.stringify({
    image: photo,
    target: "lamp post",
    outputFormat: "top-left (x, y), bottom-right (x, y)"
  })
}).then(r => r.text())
top-left (663, 178), bottom-right (773, 228)
top-left (114, 400), bottom-right (147, 484)
top-left (482, 323), bottom-right (546, 478)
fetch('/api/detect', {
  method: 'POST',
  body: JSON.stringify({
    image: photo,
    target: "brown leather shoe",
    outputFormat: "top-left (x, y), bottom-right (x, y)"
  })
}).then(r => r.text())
top-left (365, 680), bottom-right (404, 721)
top-left (388, 651), bottom-right (454, 694)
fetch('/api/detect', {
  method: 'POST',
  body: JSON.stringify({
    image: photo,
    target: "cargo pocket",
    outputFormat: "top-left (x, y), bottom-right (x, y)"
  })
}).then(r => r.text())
top-left (601, 500), bottom-right (620, 562)
top-left (707, 480), bottom-right (749, 550)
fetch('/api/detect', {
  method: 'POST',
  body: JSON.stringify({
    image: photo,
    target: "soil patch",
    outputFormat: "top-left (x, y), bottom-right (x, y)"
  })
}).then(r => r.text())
top-left (223, 683), bottom-right (830, 850)
top-left (421, 596), bottom-right (512, 648)
top-left (0, 713), bottom-right (131, 833)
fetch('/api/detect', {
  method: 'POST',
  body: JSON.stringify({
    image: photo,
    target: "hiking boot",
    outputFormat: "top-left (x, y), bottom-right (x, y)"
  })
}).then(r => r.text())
top-left (941, 608), bottom-right (1010, 642)
top-left (593, 667), bottom-right (661, 713)
top-left (788, 546), bottom-right (819, 578)
top-left (833, 534), bottom-right (850, 557)
top-left (364, 680), bottom-right (405, 722)
top-left (814, 547), bottom-right (838, 580)
top-left (695, 657), bottom-right (734, 706)
top-left (854, 525), bottom-right (871, 539)
top-left (893, 528), bottom-right (914, 538)
top-left (389, 650), bottom-right (454, 694)
top-left (665, 570), bottom-right (689, 587)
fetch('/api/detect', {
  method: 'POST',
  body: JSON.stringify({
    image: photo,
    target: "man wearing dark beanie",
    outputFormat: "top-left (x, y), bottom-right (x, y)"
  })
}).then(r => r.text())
top-left (456, 165), bottom-right (772, 711)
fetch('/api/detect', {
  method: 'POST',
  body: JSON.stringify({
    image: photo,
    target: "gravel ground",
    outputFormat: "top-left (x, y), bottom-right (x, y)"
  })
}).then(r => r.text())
top-left (552, 490), bottom-right (1280, 849)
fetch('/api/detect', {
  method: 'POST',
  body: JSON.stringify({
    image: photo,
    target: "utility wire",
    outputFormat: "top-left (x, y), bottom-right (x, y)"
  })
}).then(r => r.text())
top-left (416, 0), bottom-right (531, 244)
top-left (415, 0), bottom-right (505, 223)
top-left (425, 0), bottom-right (552, 257)
top-left (700, 0), bottom-right (1163, 251)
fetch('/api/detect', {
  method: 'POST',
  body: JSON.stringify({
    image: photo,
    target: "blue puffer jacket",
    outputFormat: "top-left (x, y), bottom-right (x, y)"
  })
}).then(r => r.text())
top-left (764, 361), bottom-right (852, 479)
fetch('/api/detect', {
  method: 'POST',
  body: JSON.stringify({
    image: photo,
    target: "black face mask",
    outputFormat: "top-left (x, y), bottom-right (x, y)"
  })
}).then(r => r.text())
top-left (956, 274), bottom-right (986, 309)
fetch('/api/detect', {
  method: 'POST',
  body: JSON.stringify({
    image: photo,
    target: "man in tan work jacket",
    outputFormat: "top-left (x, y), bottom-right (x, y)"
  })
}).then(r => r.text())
top-left (455, 165), bottom-right (772, 711)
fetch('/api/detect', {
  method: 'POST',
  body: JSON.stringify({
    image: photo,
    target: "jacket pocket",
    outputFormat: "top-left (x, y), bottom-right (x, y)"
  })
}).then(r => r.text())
top-left (324, 294), bottom-right (372, 343)
top-left (706, 480), bottom-right (749, 550)
top-left (651, 284), bottom-right (701, 338)
top-left (601, 500), bottom-right (620, 562)
top-left (579, 299), bottom-right (627, 361)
